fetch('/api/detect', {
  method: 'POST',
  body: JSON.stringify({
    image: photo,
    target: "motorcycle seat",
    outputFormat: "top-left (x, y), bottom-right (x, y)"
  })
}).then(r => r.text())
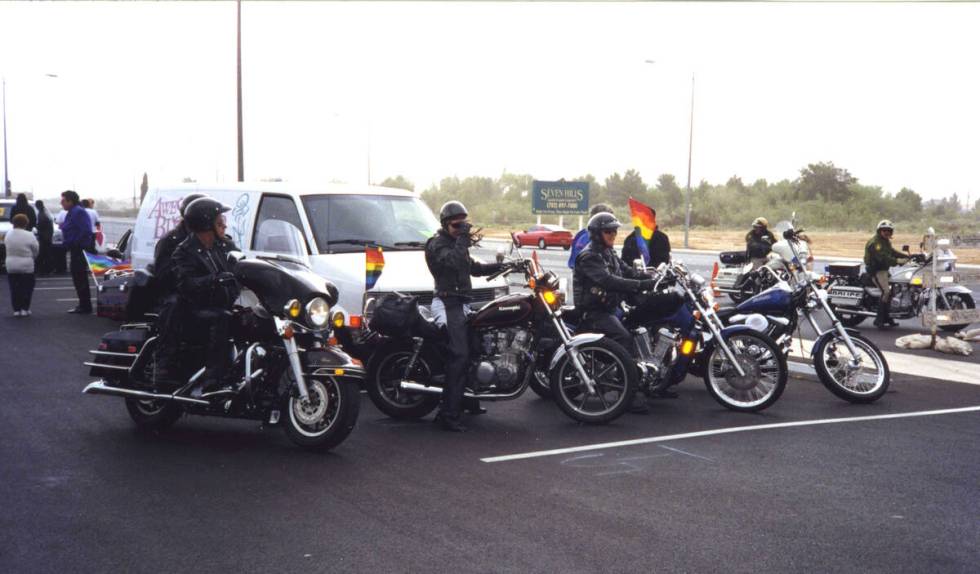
top-left (715, 306), bottom-right (738, 320)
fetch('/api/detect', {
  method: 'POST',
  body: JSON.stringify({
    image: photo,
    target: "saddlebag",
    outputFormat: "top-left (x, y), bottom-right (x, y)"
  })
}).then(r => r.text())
top-left (720, 250), bottom-right (748, 265)
top-left (827, 262), bottom-right (862, 280)
top-left (370, 293), bottom-right (442, 338)
top-left (96, 271), bottom-right (135, 321)
top-left (87, 328), bottom-right (151, 378)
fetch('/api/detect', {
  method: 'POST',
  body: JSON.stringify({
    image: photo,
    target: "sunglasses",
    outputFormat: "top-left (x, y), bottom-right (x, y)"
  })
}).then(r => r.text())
top-left (449, 221), bottom-right (468, 229)
top-left (602, 229), bottom-right (618, 235)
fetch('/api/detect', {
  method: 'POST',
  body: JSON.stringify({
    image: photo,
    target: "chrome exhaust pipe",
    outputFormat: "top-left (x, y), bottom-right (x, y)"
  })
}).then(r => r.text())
top-left (837, 309), bottom-right (877, 317)
top-left (398, 380), bottom-right (522, 400)
top-left (83, 380), bottom-right (210, 406)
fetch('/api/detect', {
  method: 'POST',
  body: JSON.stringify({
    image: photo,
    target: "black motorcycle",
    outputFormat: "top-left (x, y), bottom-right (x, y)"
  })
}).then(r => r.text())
top-left (83, 230), bottom-right (362, 452)
top-left (364, 238), bottom-right (639, 425)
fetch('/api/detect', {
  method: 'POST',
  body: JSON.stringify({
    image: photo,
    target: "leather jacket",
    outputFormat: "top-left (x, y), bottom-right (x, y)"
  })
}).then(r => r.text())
top-left (172, 233), bottom-right (240, 309)
top-left (153, 223), bottom-right (190, 293)
top-left (745, 229), bottom-right (776, 259)
top-left (574, 240), bottom-right (649, 313)
top-left (424, 229), bottom-right (502, 297)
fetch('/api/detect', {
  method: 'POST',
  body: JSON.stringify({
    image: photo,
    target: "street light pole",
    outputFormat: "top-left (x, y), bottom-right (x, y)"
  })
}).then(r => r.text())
top-left (236, 0), bottom-right (244, 182)
top-left (684, 73), bottom-right (695, 249)
top-left (2, 78), bottom-right (9, 198)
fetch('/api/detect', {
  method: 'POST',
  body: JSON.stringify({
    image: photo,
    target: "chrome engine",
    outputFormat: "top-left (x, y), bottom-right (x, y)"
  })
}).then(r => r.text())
top-left (473, 328), bottom-right (532, 391)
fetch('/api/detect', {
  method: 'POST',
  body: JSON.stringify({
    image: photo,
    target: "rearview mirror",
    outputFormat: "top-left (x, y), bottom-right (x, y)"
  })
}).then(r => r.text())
top-left (633, 258), bottom-right (645, 272)
top-left (902, 244), bottom-right (910, 252)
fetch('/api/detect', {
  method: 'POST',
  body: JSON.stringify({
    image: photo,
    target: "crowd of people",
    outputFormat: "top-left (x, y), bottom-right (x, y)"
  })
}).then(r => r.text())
top-left (4, 191), bottom-right (103, 318)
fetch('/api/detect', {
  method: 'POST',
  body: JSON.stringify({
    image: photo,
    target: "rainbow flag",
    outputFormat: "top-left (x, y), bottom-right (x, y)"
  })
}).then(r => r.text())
top-left (366, 245), bottom-right (385, 290)
top-left (629, 197), bottom-right (657, 266)
top-left (84, 252), bottom-right (132, 277)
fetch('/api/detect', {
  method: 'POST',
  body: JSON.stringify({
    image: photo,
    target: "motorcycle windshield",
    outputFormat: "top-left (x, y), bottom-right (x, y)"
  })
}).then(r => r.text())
top-left (235, 258), bottom-right (339, 315)
top-left (252, 219), bottom-right (312, 268)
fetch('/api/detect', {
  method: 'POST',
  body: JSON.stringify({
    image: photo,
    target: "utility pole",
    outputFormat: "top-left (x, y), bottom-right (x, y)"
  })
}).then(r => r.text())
top-left (2, 78), bottom-right (10, 198)
top-left (236, 0), bottom-right (244, 182)
top-left (683, 73), bottom-right (695, 249)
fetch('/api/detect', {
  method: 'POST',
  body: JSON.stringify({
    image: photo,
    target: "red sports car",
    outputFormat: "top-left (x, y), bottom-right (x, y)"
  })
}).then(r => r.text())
top-left (515, 224), bottom-right (574, 250)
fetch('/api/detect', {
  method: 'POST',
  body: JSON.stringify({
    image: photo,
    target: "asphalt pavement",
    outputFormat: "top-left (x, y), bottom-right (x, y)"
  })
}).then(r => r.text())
top-left (1, 270), bottom-right (979, 573)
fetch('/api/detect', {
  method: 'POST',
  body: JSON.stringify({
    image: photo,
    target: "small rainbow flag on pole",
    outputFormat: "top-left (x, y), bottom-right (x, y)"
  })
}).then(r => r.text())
top-left (629, 197), bottom-right (657, 266)
top-left (366, 245), bottom-right (385, 290)
top-left (84, 252), bottom-right (132, 278)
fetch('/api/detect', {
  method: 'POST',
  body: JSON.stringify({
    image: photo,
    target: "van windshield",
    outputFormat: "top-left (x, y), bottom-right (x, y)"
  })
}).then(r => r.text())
top-left (302, 194), bottom-right (440, 254)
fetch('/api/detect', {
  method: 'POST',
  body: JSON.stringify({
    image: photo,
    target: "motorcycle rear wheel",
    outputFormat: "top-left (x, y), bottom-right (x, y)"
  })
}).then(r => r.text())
top-left (125, 398), bottom-right (182, 431)
top-left (366, 342), bottom-right (441, 419)
top-left (550, 339), bottom-right (638, 424)
top-left (703, 331), bottom-right (786, 412)
top-left (937, 293), bottom-right (976, 332)
top-left (284, 376), bottom-right (360, 451)
top-left (813, 333), bottom-right (889, 403)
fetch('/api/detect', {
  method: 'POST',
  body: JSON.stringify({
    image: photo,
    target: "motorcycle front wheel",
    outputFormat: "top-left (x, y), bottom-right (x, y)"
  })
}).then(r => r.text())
top-left (703, 331), bottom-right (787, 412)
top-left (550, 339), bottom-right (638, 424)
top-left (366, 342), bottom-right (441, 419)
top-left (284, 376), bottom-right (360, 452)
top-left (813, 333), bottom-right (889, 403)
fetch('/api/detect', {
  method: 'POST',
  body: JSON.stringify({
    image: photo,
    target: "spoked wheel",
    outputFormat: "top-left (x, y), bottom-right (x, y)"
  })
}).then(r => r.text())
top-left (284, 376), bottom-right (360, 451)
top-left (937, 293), bottom-right (976, 332)
top-left (703, 331), bottom-right (786, 412)
top-left (550, 339), bottom-right (638, 424)
top-left (366, 344), bottom-right (441, 419)
top-left (813, 333), bottom-right (889, 403)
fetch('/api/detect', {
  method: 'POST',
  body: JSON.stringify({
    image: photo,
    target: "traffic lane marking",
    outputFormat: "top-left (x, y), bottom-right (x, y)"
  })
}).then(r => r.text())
top-left (480, 405), bottom-right (980, 463)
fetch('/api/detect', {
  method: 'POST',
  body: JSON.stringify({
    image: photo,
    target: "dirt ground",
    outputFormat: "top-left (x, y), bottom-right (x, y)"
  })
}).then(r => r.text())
top-left (484, 228), bottom-right (980, 264)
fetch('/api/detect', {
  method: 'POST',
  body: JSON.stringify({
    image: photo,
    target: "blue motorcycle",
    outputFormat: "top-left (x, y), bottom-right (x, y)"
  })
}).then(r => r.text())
top-left (718, 227), bottom-right (890, 403)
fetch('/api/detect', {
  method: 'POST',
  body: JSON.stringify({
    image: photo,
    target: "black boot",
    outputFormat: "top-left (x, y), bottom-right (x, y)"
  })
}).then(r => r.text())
top-left (463, 397), bottom-right (487, 415)
top-left (629, 392), bottom-right (651, 414)
top-left (434, 411), bottom-right (467, 432)
top-left (874, 301), bottom-right (892, 330)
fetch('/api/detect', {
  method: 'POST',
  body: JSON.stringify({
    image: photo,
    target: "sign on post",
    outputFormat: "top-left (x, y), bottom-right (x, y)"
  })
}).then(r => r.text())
top-left (531, 180), bottom-right (590, 214)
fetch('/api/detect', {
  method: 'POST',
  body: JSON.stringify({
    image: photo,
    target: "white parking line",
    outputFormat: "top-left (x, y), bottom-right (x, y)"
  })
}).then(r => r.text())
top-left (480, 405), bottom-right (980, 463)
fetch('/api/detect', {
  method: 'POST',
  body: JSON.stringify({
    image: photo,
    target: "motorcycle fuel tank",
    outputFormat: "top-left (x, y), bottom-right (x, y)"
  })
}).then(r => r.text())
top-left (468, 294), bottom-right (534, 328)
top-left (736, 284), bottom-right (793, 314)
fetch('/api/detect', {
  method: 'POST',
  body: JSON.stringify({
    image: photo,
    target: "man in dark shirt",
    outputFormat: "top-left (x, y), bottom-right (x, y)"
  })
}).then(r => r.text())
top-left (34, 200), bottom-right (54, 275)
top-left (622, 226), bottom-right (671, 268)
top-left (424, 200), bottom-right (503, 432)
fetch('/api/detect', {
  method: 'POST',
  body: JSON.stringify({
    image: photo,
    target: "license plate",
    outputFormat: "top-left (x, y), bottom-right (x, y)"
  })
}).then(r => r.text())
top-left (829, 288), bottom-right (862, 300)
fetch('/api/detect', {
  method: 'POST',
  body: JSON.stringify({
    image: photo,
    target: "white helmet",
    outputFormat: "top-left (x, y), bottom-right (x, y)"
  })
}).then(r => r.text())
top-left (876, 219), bottom-right (894, 232)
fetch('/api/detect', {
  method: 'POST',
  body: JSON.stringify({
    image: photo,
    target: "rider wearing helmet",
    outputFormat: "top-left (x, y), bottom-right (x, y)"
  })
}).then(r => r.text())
top-left (745, 217), bottom-right (776, 269)
top-left (574, 213), bottom-right (660, 411)
top-left (424, 200), bottom-right (504, 432)
top-left (151, 193), bottom-right (207, 382)
top-left (864, 219), bottom-right (909, 329)
top-left (171, 198), bottom-right (241, 396)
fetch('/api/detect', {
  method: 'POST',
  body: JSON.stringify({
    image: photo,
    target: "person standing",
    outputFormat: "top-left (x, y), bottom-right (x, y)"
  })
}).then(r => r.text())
top-left (5, 214), bottom-right (39, 316)
top-left (60, 190), bottom-right (94, 314)
top-left (864, 220), bottom-right (909, 329)
top-left (622, 226), bottom-right (671, 268)
top-left (424, 200), bottom-right (504, 432)
top-left (9, 193), bottom-right (37, 232)
top-left (568, 203), bottom-right (616, 269)
top-left (81, 198), bottom-right (101, 251)
top-left (34, 200), bottom-right (54, 275)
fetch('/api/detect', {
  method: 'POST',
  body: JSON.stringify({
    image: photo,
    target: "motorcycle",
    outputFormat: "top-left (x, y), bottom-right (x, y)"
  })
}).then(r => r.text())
top-left (364, 236), bottom-right (639, 425)
top-left (714, 235), bottom-right (807, 303)
top-left (825, 233), bottom-right (975, 332)
top-left (718, 225), bottom-right (891, 403)
top-left (615, 260), bottom-right (788, 412)
top-left (83, 222), bottom-right (363, 451)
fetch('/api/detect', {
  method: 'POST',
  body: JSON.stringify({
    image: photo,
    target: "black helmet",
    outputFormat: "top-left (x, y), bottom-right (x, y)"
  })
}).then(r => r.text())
top-left (179, 193), bottom-right (207, 217)
top-left (184, 198), bottom-right (230, 233)
top-left (587, 212), bottom-right (622, 240)
top-left (439, 200), bottom-right (468, 223)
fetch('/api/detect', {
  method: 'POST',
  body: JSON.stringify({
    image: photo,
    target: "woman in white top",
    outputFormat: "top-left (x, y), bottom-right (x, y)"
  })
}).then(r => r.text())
top-left (5, 213), bottom-right (40, 316)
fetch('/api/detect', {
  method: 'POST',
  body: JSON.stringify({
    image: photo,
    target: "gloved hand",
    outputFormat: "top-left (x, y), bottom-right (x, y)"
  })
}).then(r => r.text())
top-left (457, 222), bottom-right (473, 235)
top-left (214, 271), bottom-right (236, 285)
top-left (639, 279), bottom-right (658, 292)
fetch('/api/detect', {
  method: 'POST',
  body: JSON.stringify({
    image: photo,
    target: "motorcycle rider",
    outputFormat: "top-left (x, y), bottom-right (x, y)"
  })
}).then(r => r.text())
top-left (864, 219), bottom-right (909, 329)
top-left (424, 200), bottom-right (504, 432)
top-left (745, 217), bottom-right (776, 269)
top-left (574, 212), bottom-right (661, 410)
top-left (172, 198), bottom-right (241, 397)
top-left (151, 193), bottom-right (207, 383)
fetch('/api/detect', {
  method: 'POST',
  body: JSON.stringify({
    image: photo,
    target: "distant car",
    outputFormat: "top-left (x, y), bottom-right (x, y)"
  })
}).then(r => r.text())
top-left (514, 224), bottom-right (574, 250)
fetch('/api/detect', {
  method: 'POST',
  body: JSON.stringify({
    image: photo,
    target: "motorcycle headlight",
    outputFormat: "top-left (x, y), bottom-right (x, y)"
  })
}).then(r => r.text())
top-left (306, 297), bottom-right (330, 329)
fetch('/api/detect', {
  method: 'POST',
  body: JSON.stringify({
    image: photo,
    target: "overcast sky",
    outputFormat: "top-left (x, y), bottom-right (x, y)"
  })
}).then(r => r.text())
top-left (1, 1), bottom-right (978, 204)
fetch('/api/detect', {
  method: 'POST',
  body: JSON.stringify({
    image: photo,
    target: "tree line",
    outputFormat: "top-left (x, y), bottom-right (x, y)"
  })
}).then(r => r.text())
top-left (380, 162), bottom-right (979, 232)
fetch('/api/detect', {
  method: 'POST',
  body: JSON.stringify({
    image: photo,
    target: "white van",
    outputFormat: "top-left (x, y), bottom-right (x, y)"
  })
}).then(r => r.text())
top-left (133, 183), bottom-right (508, 323)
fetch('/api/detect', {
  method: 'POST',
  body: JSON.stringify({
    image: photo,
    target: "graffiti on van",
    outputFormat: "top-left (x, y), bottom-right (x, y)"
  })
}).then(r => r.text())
top-left (229, 193), bottom-right (250, 248)
top-left (147, 196), bottom-right (183, 240)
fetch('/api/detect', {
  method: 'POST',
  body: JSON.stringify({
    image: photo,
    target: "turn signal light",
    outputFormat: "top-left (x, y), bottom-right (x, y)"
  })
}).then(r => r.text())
top-left (712, 302), bottom-right (721, 312)
top-left (327, 337), bottom-right (339, 346)
top-left (282, 325), bottom-right (295, 339)
top-left (349, 315), bottom-right (363, 328)
top-left (542, 290), bottom-right (557, 305)
top-left (332, 311), bottom-right (346, 328)
top-left (693, 310), bottom-right (702, 321)
top-left (528, 278), bottom-right (537, 290)
top-left (910, 277), bottom-right (923, 286)
top-left (680, 339), bottom-right (696, 356)
top-left (285, 299), bottom-right (302, 318)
